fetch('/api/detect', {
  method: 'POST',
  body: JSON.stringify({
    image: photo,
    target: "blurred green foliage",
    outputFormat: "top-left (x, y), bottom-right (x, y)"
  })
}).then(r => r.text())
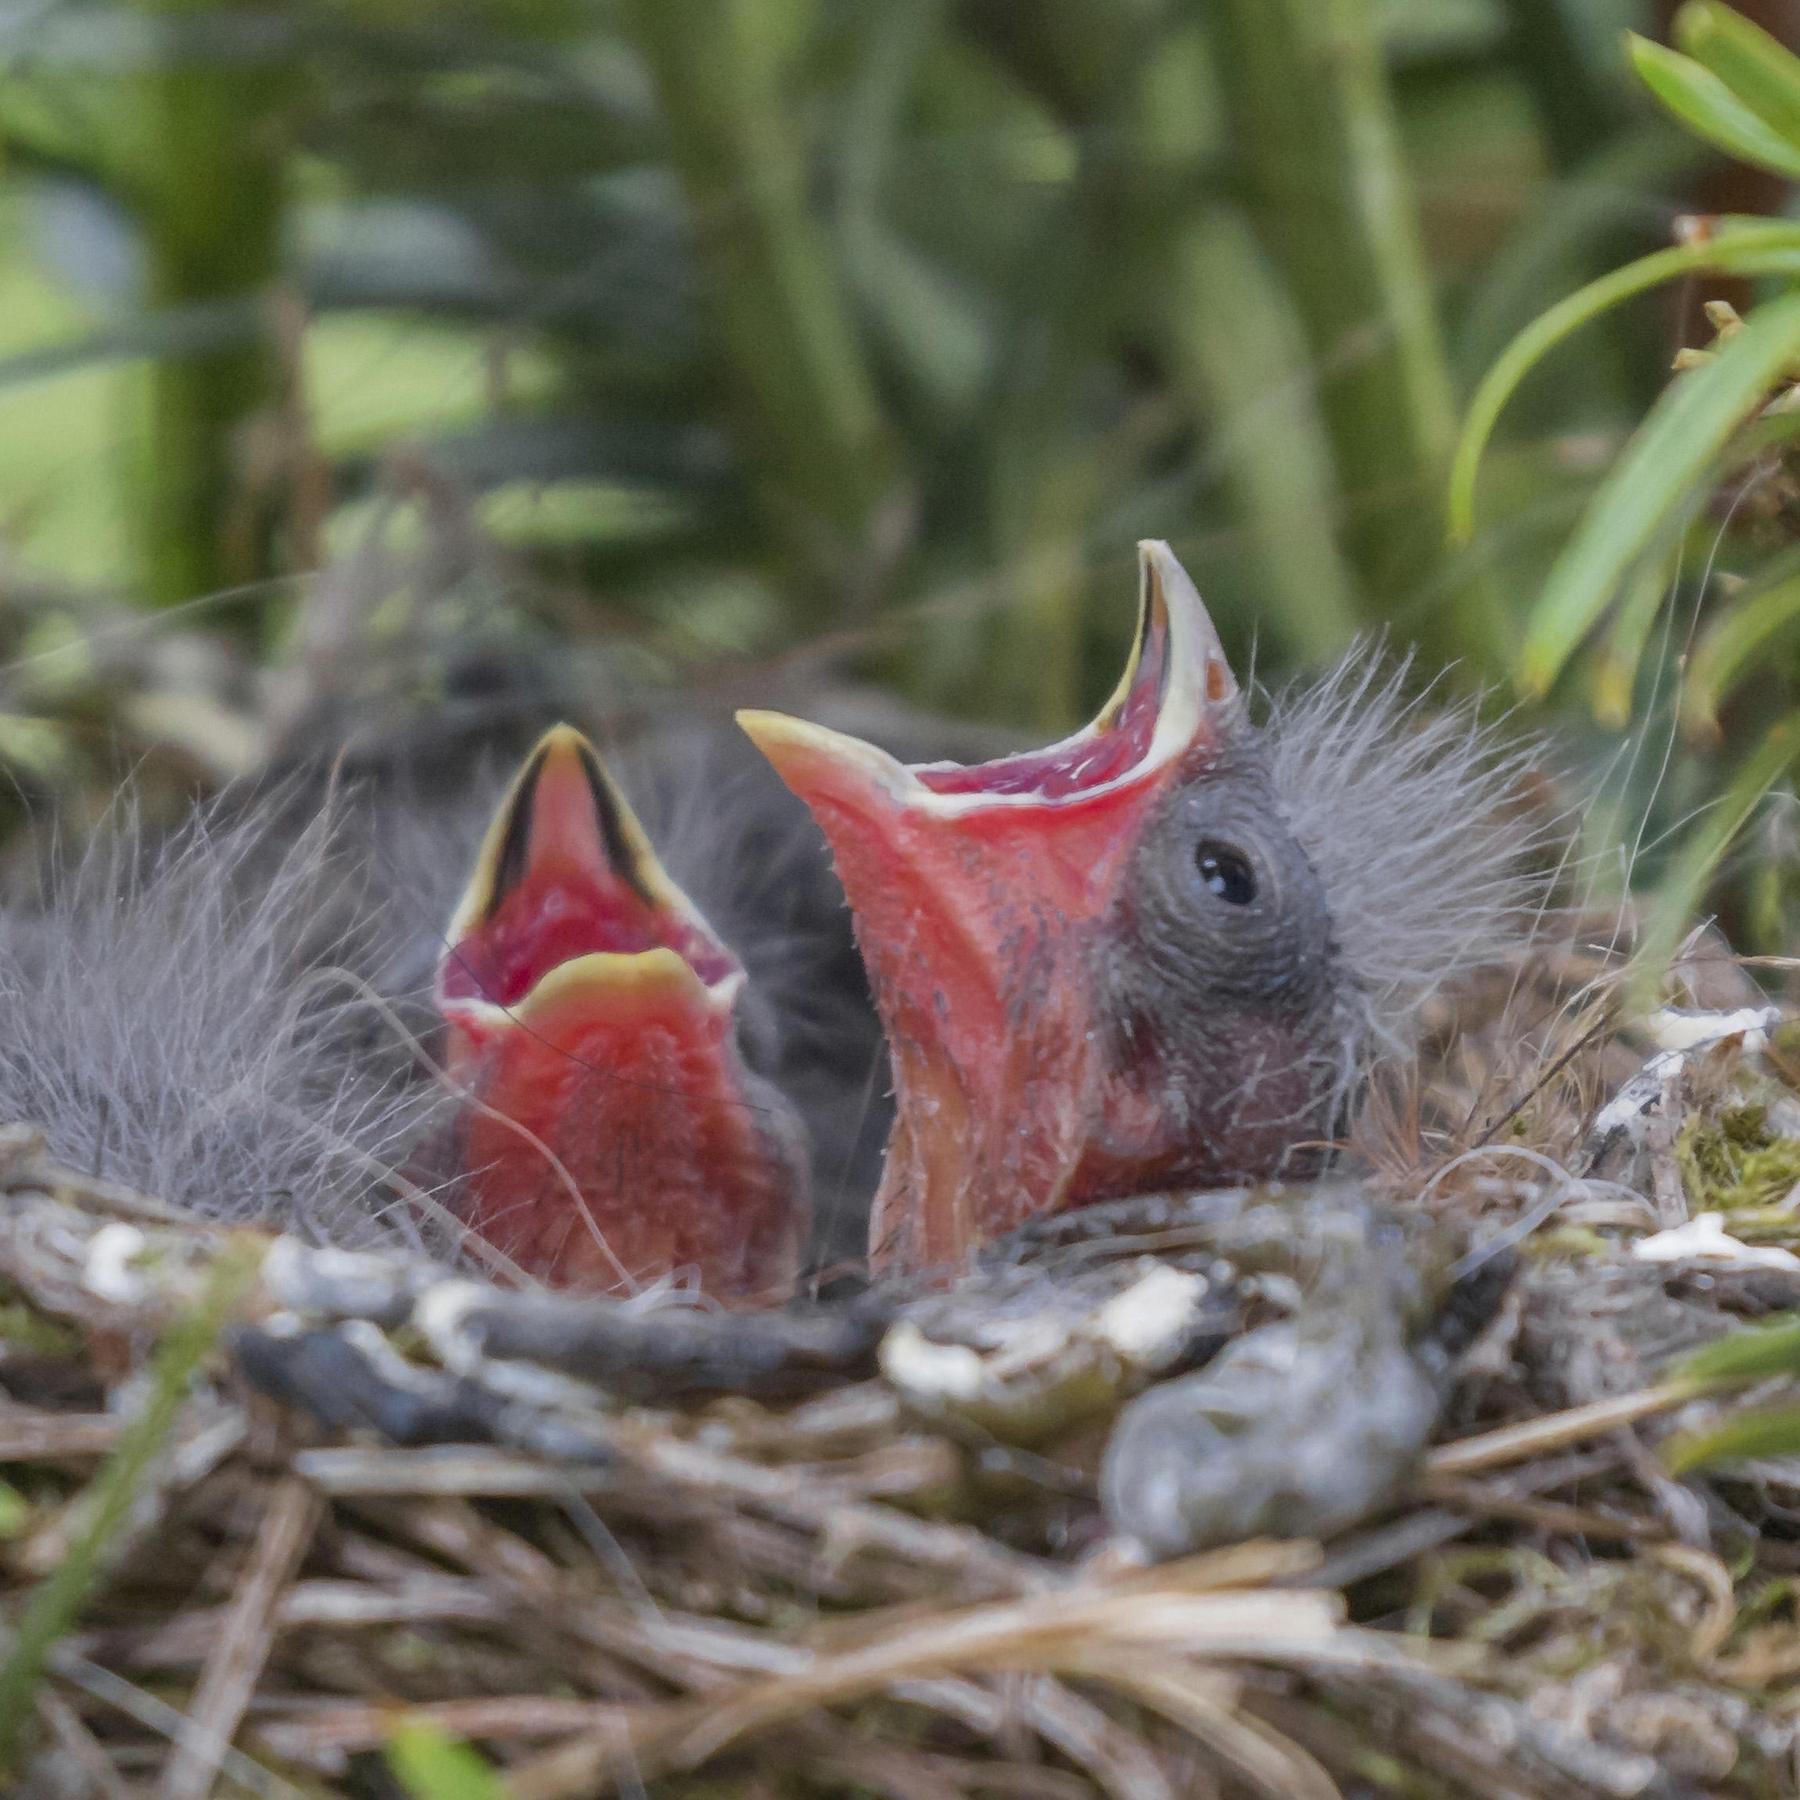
top-left (4, 0), bottom-right (1800, 952)
top-left (1456, 0), bottom-right (1800, 969)
top-left (385, 1718), bottom-right (511, 1800)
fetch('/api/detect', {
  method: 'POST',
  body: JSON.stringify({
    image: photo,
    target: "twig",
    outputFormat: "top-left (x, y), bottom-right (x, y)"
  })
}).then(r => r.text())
top-left (47, 1649), bottom-right (305, 1800)
top-left (507, 1583), bottom-right (1358, 1797)
top-left (157, 1473), bottom-right (320, 1800)
top-left (0, 1416), bottom-right (125, 1461)
top-left (1425, 1382), bottom-right (1702, 1476)
top-left (1417, 1474), bottom-right (1660, 1543)
top-left (32, 1684), bottom-right (130, 1800)
top-left (0, 1246), bottom-right (260, 1773)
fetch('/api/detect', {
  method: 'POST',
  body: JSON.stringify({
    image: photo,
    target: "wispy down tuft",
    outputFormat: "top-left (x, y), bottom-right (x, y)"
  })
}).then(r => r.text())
top-left (0, 789), bottom-right (446, 1251)
top-left (1264, 652), bottom-right (1562, 1068)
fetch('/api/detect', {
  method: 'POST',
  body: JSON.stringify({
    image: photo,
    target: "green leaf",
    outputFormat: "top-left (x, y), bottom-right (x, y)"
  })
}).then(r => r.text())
top-left (1634, 719), bottom-right (1800, 999)
top-left (385, 1720), bottom-right (512, 1800)
top-left (1518, 288), bottom-right (1800, 697)
top-left (1674, 1), bottom-right (1800, 159)
top-left (1665, 1399), bottom-right (1800, 1475)
top-left (1449, 217), bottom-right (1800, 543)
top-left (0, 714), bottom-right (73, 783)
top-left (1627, 32), bottom-right (1800, 182)
top-left (0, 302), bottom-right (261, 392)
top-left (1682, 547), bottom-right (1800, 742)
top-left (1588, 542), bottom-right (1684, 729)
top-left (1674, 1310), bottom-right (1800, 1385)
top-left (844, 220), bottom-right (992, 421)
top-left (1453, 127), bottom-right (1705, 385)
top-left (0, 1484), bottom-right (29, 1541)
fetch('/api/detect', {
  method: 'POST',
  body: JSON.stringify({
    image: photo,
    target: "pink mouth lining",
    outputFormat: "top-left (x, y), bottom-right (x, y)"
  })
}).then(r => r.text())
top-left (914, 601), bottom-right (1168, 801)
top-left (441, 878), bottom-right (739, 1009)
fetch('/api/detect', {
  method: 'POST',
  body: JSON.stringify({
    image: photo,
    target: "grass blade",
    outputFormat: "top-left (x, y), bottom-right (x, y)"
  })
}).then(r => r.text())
top-left (1518, 288), bottom-right (1800, 696)
top-left (1157, 205), bottom-right (1362, 661)
top-left (1588, 540), bottom-right (1685, 729)
top-left (1627, 32), bottom-right (1800, 181)
top-left (1675, 1311), bottom-right (1800, 1386)
top-left (1674, 0), bottom-right (1800, 157)
top-left (1212, 0), bottom-right (1484, 662)
top-left (385, 1719), bottom-right (512, 1800)
top-left (1664, 1401), bottom-right (1800, 1475)
top-left (1450, 217), bottom-right (1800, 543)
top-left (1681, 550), bottom-right (1800, 743)
top-left (1633, 718), bottom-right (1800, 1001)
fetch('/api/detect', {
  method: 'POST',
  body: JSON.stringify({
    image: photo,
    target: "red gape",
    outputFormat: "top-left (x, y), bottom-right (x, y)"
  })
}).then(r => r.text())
top-left (741, 542), bottom-right (1247, 1276)
top-left (436, 726), bottom-right (807, 1300)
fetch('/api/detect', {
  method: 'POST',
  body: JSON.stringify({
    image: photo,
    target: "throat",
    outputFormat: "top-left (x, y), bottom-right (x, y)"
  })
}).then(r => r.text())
top-left (1078, 1013), bottom-right (1342, 1199)
top-left (450, 1012), bottom-right (804, 1300)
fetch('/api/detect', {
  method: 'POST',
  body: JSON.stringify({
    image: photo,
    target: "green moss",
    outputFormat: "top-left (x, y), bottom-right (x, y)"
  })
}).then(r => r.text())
top-left (1528, 1225), bottom-right (1615, 1259)
top-left (0, 1483), bottom-right (29, 1540)
top-left (0, 1299), bottom-right (81, 1359)
top-left (1678, 1104), bottom-right (1800, 1214)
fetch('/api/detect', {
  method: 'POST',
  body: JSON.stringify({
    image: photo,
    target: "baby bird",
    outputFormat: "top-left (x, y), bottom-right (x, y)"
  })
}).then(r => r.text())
top-left (433, 725), bottom-right (811, 1299)
top-left (0, 556), bottom-right (1539, 1315)
top-left (742, 541), bottom-right (1544, 1273)
top-left (0, 719), bottom-right (872, 1299)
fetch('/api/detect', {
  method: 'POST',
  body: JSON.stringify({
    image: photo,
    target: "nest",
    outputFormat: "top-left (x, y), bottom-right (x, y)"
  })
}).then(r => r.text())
top-left (7, 931), bottom-right (1800, 1799)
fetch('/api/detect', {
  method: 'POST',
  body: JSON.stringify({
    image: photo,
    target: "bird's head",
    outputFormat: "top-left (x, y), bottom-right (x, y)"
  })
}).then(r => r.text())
top-left (741, 542), bottom-right (1352, 1273)
top-left (437, 725), bottom-right (808, 1298)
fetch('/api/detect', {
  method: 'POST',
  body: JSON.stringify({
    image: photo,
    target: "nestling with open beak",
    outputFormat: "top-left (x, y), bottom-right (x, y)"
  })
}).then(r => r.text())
top-left (436, 725), bottom-right (810, 1299)
top-left (743, 541), bottom-right (1544, 1273)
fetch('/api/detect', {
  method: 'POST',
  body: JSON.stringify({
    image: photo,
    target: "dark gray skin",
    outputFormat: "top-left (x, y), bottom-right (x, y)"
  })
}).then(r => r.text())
top-left (1096, 1187), bottom-right (1451, 1555)
top-left (1079, 732), bottom-right (1358, 1198)
top-left (933, 1184), bottom-right (1511, 1557)
top-left (1108, 742), bottom-right (1342, 1024)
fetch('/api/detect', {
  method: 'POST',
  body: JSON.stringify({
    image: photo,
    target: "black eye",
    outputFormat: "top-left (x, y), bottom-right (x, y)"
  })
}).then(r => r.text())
top-left (1195, 840), bottom-right (1256, 905)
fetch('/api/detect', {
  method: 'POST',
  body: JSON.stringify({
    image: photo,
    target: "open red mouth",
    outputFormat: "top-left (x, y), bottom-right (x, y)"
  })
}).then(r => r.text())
top-left (433, 724), bottom-right (806, 1302)
top-left (738, 542), bottom-right (1243, 1272)
top-left (438, 726), bottom-right (740, 1025)
top-left (914, 562), bottom-right (1176, 800)
top-left (742, 540), bottom-right (1234, 824)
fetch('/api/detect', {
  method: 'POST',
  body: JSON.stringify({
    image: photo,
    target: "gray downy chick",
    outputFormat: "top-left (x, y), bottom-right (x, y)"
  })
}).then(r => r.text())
top-left (742, 539), bottom-right (1552, 1275)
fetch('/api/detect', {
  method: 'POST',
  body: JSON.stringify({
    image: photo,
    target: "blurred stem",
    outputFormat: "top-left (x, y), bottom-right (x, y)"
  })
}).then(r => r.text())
top-left (989, 458), bottom-right (1092, 730)
top-left (983, 191), bottom-right (1109, 728)
top-left (136, 1), bottom-right (295, 620)
top-left (958, 0), bottom-right (1161, 122)
top-left (1499, 0), bottom-right (1631, 168)
top-left (1211, 0), bottom-right (1507, 668)
top-left (1157, 206), bottom-right (1361, 664)
top-left (621, 0), bottom-right (895, 612)
top-left (1633, 721), bottom-right (1800, 1007)
top-left (974, 0), bottom-right (1170, 726)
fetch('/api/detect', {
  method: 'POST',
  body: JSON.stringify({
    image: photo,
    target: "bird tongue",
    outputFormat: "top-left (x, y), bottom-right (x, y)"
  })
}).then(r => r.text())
top-left (740, 541), bottom-right (1242, 1273)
